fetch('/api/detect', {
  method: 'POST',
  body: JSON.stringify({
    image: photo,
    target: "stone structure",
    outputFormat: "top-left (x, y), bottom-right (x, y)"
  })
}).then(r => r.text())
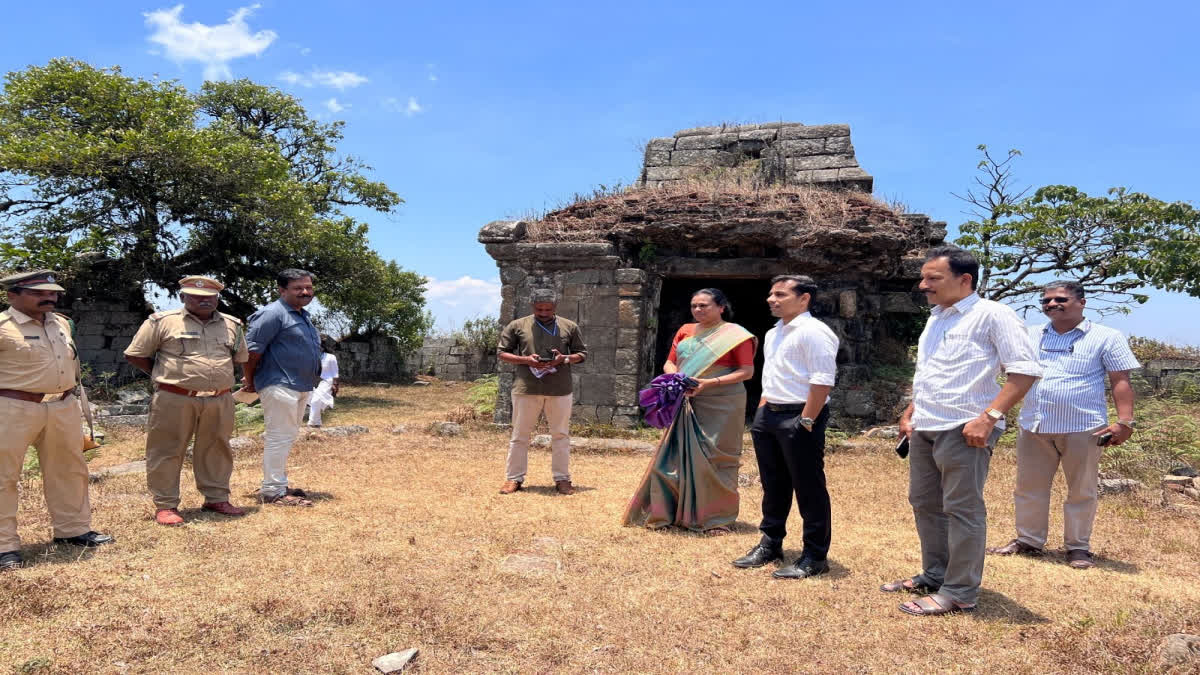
top-left (639, 122), bottom-right (872, 192)
top-left (332, 334), bottom-right (412, 383)
top-left (481, 122), bottom-right (947, 428)
top-left (71, 299), bottom-right (150, 384)
top-left (412, 337), bottom-right (497, 381)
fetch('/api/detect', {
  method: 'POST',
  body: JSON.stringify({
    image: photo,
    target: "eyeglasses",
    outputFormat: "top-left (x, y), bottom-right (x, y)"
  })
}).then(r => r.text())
top-left (1040, 296), bottom-right (1072, 305)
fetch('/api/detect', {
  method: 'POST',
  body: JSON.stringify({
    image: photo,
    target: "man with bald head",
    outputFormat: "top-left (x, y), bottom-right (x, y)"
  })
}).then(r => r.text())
top-left (497, 289), bottom-right (588, 495)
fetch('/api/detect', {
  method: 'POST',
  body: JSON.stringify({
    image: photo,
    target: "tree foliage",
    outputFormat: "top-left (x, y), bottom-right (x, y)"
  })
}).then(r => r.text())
top-left (0, 58), bottom-right (430, 343)
top-left (954, 145), bottom-right (1200, 314)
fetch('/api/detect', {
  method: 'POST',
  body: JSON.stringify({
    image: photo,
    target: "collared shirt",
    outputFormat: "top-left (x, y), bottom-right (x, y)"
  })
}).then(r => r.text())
top-left (319, 353), bottom-right (339, 382)
top-left (912, 294), bottom-right (1041, 432)
top-left (245, 299), bottom-right (322, 392)
top-left (124, 308), bottom-right (249, 391)
top-left (760, 312), bottom-right (839, 404)
top-left (0, 308), bottom-right (78, 393)
top-left (498, 315), bottom-right (587, 397)
top-left (1018, 320), bottom-right (1140, 433)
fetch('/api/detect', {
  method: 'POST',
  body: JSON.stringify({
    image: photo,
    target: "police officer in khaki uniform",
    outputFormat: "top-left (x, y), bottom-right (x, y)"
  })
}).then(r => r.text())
top-left (124, 276), bottom-right (249, 526)
top-left (0, 270), bottom-right (114, 571)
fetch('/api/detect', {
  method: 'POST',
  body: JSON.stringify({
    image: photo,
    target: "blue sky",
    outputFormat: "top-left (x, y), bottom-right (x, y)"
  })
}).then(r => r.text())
top-left (3, 1), bottom-right (1197, 342)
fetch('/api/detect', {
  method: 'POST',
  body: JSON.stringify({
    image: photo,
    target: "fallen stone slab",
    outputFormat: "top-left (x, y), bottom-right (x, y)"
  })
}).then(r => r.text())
top-left (1156, 634), bottom-right (1200, 670)
top-left (531, 435), bottom-right (655, 453)
top-left (429, 421), bottom-right (463, 436)
top-left (229, 437), bottom-right (257, 451)
top-left (100, 415), bottom-right (149, 428)
top-left (318, 425), bottom-right (369, 437)
top-left (1163, 475), bottom-right (1194, 487)
top-left (389, 425), bottom-right (408, 434)
top-left (89, 460), bottom-right (146, 482)
top-left (372, 648), bottom-right (419, 673)
top-left (1098, 478), bottom-right (1142, 496)
top-left (863, 426), bottom-right (899, 439)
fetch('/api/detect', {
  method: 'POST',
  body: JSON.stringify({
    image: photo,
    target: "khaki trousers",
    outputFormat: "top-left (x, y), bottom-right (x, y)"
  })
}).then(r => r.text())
top-left (145, 390), bottom-right (235, 509)
top-left (507, 393), bottom-right (572, 483)
top-left (1014, 426), bottom-right (1105, 551)
top-left (0, 396), bottom-right (91, 550)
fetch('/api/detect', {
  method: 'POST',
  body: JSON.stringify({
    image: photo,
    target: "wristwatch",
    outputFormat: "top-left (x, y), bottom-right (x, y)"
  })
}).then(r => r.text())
top-left (799, 417), bottom-right (815, 431)
top-left (1117, 419), bottom-right (1136, 429)
top-left (984, 407), bottom-right (1004, 421)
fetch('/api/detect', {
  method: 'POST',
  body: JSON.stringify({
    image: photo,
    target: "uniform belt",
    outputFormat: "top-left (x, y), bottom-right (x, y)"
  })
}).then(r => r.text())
top-left (0, 387), bottom-right (75, 403)
top-left (766, 402), bottom-right (807, 413)
top-left (157, 383), bottom-right (231, 398)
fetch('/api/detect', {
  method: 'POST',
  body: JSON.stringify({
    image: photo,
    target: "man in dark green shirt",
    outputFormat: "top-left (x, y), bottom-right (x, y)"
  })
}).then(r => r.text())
top-left (497, 289), bottom-right (587, 495)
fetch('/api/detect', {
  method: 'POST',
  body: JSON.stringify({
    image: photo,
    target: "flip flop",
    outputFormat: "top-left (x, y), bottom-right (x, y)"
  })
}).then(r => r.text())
top-left (899, 594), bottom-right (976, 616)
top-left (880, 576), bottom-right (939, 594)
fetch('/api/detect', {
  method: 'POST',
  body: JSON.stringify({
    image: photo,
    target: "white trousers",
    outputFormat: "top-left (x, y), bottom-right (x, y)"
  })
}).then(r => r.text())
top-left (307, 380), bottom-right (335, 426)
top-left (507, 393), bottom-right (572, 483)
top-left (259, 385), bottom-right (311, 498)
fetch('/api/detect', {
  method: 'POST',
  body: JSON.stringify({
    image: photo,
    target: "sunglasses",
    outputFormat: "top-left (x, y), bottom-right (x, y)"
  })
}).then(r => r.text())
top-left (1040, 296), bottom-right (1073, 305)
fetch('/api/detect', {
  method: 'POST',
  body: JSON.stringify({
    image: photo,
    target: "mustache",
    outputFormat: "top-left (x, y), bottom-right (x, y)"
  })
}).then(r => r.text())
top-left (38, 300), bottom-right (57, 306)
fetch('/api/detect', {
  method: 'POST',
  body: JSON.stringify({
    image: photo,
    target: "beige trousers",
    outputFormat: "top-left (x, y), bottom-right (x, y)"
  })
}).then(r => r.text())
top-left (1014, 426), bottom-right (1106, 551)
top-left (145, 390), bottom-right (235, 509)
top-left (0, 396), bottom-right (92, 550)
top-left (507, 393), bottom-right (572, 483)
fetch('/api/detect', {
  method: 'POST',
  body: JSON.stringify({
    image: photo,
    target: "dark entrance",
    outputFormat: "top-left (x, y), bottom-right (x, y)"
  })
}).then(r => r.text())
top-left (654, 278), bottom-right (777, 420)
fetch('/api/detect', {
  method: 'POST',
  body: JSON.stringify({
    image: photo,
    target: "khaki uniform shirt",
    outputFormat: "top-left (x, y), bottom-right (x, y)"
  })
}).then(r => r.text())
top-left (0, 308), bottom-right (78, 393)
top-left (498, 315), bottom-right (587, 397)
top-left (124, 309), bottom-right (249, 391)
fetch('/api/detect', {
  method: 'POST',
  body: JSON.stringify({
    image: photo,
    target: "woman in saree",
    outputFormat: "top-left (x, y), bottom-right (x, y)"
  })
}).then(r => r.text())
top-left (623, 288), bottom-right (756, 534)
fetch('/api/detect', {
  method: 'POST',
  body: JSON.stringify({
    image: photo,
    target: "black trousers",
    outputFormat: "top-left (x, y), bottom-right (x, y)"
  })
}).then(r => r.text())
top-left (750, 404), bottom-right (831, 560)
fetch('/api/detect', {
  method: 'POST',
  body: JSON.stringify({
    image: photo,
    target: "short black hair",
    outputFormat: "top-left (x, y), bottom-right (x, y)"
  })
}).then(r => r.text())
top-left (770, 274), bottom-right (819, 298)
top-left (1043, 280), bottom-right (1085, 300)
top-left (693, 288), bottom-right (733, 320)
top-left (924, 246), bottom-right (979, 290)
top-left (277, 269), bottom-right (314, 288)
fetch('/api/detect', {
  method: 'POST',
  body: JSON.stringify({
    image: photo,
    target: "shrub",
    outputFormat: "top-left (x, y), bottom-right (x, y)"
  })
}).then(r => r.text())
top-left (1128, 336), bottom-right (1200, 363)
top-left (466, 375), bottom-right (498, 416)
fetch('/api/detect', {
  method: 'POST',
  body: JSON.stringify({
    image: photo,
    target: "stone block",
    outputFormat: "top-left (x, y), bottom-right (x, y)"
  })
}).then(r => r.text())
top-left (838, 166), bottom-right (871, 179)
top-left (883, 292), bottom-right (922, 313)
top-left (578, 296), bottom-right (618, 327)
top-left (618, 284), bottom-right (645, 297)
top-left (531, 242), bottom-right (616, 258)
top-left (738, 128), bottom-right (778, 141)
top-left (646, 137), bottom-right (675, 152)
top-left (102, 325), bottom-right (128, 337)
top-left (644, 148), bottom-right (671, 166)
top-left (571, 404), bottom-right (598, 422)
top-left (618, 299), bottom-right (643, 328)
top-left (614, 268), bottom-right (646, 284)
top-left (583, 347), bottom-right (615, 373)
top-left (585, 326), bottom-right (618, 348)
top-left (594, 405), bottom-right (615, 424)
top-left (839, 290), bottom-right (857, 319)
top-left (671, 150), bottom-right (735, 167)
top-left (500, 266), bottom-right (527, 284)
top-left (614, 375), bottom-right (639, 402)
top-left (674, 125), bottom-right (725, 138)
top-left (618, 328), bottom-right (640, 346)
top-left (563, 284), bottom-right (589, 298)
top-left (578, 374), bottom-right (614, 404)
top-left (78, 321), bottom-right (105, 336)
top-left (844, 390), bottom-right (876, 417)
top-left (614, 348), bottom-right (639, 375)
top-left (76, 335), bottom-right (105, 350)
top-left (779, 123), bottom-right (850, 139)
top-left (563, 269), bottom-right (600, 284)
top-left (824, 136), bottom-right (853, 154)
top-left (645, 166), bottom-right (692, 181)
top-left (478, 220), bottom-right (527, 243)
top-left (109, 336), bottom-right (132, 351)
top-left (808, 169), bottom-right (841, 182)
top-left (790, 154), bottom-right (858, 171)
top-left (777, 139), bottom-right (825, 155)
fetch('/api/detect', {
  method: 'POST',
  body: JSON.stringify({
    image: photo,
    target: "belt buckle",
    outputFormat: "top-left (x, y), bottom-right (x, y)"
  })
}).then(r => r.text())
top-left (42, 392), bottom-right (66, 403)
top-left (194, 389), bottom-right (218, 398)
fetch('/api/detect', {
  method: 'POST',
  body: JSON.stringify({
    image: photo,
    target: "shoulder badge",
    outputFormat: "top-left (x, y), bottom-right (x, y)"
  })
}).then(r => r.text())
top-left (219, 312), bottom-right (243, 325)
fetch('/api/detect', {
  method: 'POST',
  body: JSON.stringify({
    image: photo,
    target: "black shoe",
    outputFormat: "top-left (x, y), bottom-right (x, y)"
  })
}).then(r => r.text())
top-left (772, 557), bottom-right (830, 579)
top-left (732, 544), bottom-right (783, 568)
top-left (53, 531), bottom-right (114, 548)
top-left (0, 550), bottom-right (22, 570)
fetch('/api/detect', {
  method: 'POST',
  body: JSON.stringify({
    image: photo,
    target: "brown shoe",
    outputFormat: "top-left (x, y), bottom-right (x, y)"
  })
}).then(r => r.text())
top-left (555, 480), bottom-right (575, 495)
top-left (202, 501), bottom-right (246, 516)
top-left (1067, 549), bottom-right (1095, 569)
top-left (155, 508), bottom-right (184, 526)
top-left (499, 480), bottom-right (522, 494)
top-left (986, 539), bottom-right (1043, 556)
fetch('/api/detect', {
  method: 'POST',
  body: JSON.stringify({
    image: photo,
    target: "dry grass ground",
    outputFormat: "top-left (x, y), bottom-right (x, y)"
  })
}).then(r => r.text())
top-left (3, 382), bottom-right (1199, 674)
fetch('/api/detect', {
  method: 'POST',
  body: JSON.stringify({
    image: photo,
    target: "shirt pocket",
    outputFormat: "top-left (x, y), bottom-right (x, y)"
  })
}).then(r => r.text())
top-left (162, 329), bottom-right (201, 356)
top-left (2, 332), bottom-right (42, 365)
top-left (1060, 352), bottom-right (1096, 376)
top-left (936, 334), bottom-right (982, 362)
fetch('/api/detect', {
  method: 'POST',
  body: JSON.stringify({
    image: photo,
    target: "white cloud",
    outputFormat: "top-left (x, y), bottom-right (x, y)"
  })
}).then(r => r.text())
top-left (277, 68), bottom-right (368, 89)
top-left (144, 4), bottom-right (277, 80)
top-left (324, 97), bottom-right (349, 113)
top-left (382, 96), bottom-right (426, 116)
top-left (405, 97), bottom-right (424, 116)
top-left (299, 46), bottom-right (312, 56)
top-left (424, 276), bottom-right (501, 329)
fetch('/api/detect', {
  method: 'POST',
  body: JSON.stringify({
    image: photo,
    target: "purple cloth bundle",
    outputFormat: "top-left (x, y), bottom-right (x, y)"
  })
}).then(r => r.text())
top-left (639, 373), bottom-right (692, 428)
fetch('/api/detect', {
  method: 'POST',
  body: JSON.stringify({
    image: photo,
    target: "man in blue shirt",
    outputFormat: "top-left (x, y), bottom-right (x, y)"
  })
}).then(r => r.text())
top-left (243, 269), bottom-right (322, 506)
top-left (987, 281), bottom-right (1140, 569)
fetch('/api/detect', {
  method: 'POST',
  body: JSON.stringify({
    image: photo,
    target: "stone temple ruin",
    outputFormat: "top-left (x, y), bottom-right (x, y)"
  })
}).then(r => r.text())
top-left (480, 122), bottom-right (947, 428)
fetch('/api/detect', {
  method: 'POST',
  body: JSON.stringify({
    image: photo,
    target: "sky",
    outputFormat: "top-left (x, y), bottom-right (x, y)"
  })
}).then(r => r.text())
top-left (2, 1), bottom-right (1197, 342)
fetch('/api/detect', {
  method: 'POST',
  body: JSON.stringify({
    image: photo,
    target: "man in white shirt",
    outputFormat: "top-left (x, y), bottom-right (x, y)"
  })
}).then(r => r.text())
top-left (987, 281), bottom-right (1139, 569)
top-left (892, 246), bottom-right (1041, 616)
top-left (732, 275), bottom-right (840, 579)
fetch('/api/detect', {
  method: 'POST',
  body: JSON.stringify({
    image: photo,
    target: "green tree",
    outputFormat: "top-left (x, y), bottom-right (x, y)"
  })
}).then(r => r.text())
top-left (0, 58), bottom-right (429, 345)
top-left (954, 145), bottom-right (1200, 314)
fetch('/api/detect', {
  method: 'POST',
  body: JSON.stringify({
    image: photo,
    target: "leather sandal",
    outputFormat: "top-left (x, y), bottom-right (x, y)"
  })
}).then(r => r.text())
top-left (880, 576), bottom-right (939, 594)
top-left (899, 593), bottom-right (976, 616)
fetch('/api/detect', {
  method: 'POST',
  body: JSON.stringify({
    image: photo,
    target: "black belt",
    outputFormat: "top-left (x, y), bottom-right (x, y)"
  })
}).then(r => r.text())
top-left (766, 402), bottom-right (806, 413)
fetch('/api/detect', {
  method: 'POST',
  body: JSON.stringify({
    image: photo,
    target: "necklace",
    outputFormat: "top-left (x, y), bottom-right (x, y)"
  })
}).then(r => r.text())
top-left (535, 319), bottom-right (558, 337)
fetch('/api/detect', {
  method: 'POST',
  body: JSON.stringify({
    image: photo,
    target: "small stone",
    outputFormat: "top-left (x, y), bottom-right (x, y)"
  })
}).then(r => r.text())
top-left (1168, 465), bottom-right (1198, 477)
top-left (389, 425), bottom-right (408, 434)
top-left (429, 421), bottom-right (463, 436)
top-left (1098, 478), bottom-right (1142, 495)
top-left (89, 460), bottom-right (147, 482)
top-left (100, 414), bottom-right (149, 427)
top-left (1162, 475), bottom-right (1194, 487)
top-left (229, 437), bottom-right (257, 451)
top-left (412, 381), bottom-right (430, 386)
top-left (372, 648), bottom-right (419, 673)
top-left (1156, 634), bottom-right (1200, 669)
top-left (864, 426), bottom-right (900, 439)
top-left (737, 473), bottom-right (760, 487)
top-left (320, 425), bottom-right (369, 437)
top-left (1183, 487), bottom-right (1200, 501)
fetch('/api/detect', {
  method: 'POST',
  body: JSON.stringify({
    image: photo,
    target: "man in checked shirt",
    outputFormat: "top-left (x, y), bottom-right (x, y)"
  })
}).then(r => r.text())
top-left (890, 246), bottom-right (1041, 617)
top-left (987, 280), bottom-right (1139, 570)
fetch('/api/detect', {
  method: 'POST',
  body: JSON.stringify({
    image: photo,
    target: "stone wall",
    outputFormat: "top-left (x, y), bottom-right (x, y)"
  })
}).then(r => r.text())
top-left (639, 122), bottom-right (873, 192)
top-left (71, 300), bottom-right (149, 384)
top-left (1133, 359), bottom-right (1200, 396)
top-left (412, 337), bottom-right (498, 381)
top-left (332, 334), bottom-right (413, 383)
